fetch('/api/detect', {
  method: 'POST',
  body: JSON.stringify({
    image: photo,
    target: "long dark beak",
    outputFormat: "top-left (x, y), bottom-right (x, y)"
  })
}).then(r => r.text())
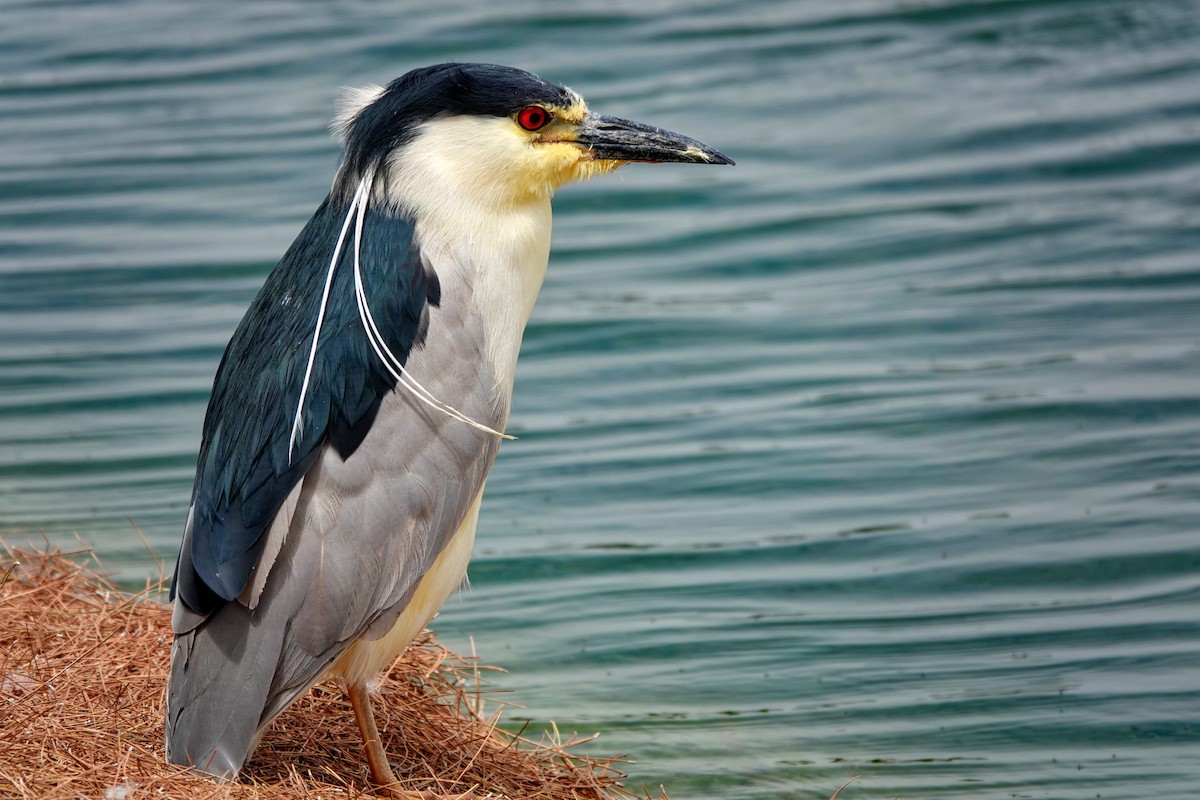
top-left (573, 113), bottom-right (734, 165)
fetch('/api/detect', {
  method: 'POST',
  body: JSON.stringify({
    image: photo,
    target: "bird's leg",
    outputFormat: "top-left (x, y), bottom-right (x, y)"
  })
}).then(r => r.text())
top-left (346, 681), bottom-right (479, 800)
top-left (347, 681), bottom-right (409, 798)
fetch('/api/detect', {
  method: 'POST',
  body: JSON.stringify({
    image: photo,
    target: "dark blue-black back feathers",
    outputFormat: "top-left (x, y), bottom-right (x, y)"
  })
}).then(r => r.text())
top-left (171, 198), bottom-right (436, 615)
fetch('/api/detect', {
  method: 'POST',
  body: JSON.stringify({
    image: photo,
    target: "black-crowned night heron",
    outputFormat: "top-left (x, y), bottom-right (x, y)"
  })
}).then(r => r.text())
top-left (165, 62), bottom-right (731, 795)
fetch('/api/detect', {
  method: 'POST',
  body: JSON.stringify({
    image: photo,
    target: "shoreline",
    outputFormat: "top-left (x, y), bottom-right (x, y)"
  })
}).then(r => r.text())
top-left (0, 546), bottom-right (656, 800)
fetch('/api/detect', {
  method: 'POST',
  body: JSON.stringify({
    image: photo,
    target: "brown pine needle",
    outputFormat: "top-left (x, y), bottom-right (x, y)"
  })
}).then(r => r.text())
top-left (0, 546), bottom-right (666, 800)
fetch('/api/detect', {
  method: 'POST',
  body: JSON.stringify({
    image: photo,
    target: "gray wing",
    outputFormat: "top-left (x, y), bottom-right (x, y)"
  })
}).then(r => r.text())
top-left (165, 272), bottom-right (504, 778)
top-left (174, 199), bottom-right (434, 614)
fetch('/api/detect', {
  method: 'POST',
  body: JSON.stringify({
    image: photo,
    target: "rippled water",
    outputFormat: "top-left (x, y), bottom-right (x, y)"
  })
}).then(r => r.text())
top-left (3, 1), bottom-right (1200, 797)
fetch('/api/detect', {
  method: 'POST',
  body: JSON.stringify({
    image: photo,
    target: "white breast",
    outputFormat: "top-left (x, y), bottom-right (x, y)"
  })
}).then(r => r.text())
top-left (419, 201), bottom-right (551, 390)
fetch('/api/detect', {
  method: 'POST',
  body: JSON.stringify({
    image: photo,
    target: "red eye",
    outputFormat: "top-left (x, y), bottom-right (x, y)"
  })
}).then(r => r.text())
top-left (517, 106), bottom-right (551, 131)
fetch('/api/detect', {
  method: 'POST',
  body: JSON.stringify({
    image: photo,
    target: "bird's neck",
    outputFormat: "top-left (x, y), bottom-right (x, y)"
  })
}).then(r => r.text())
top-left (415, 196), bottom-right (552, 392)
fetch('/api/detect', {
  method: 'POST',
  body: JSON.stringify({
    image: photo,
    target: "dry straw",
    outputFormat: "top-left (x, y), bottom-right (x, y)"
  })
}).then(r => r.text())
top-left (0, 546), bottom-right (662, 800)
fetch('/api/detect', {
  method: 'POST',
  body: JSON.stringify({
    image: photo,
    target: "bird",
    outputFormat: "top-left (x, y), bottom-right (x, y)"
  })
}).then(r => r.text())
top-left (164, 62), bottom-right (732, 796)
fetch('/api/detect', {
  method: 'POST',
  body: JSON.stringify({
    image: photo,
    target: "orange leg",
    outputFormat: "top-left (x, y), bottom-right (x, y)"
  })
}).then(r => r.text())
top-left (346, 682), bottom-right (476, 799)
top-left (347, 681), bottom-right (402, 794)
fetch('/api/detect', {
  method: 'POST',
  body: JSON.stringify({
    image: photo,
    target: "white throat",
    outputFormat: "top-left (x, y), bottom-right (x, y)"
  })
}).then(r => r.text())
top-left (416, 197), bottom-right (551, 391)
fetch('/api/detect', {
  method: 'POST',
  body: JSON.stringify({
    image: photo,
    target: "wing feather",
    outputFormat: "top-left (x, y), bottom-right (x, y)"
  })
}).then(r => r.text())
top-left (171, 197), bottom-right (434, 615)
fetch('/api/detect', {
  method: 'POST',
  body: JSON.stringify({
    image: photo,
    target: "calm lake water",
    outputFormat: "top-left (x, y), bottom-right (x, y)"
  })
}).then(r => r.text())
top-left (3, 1), bottom-right (1200, 797)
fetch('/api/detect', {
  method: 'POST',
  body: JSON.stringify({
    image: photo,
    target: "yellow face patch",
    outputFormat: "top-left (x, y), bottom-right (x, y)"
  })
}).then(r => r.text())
top-left (503, 95), bottom-right (625, 198)
top-left (529, 139), bottom-right (623, 191)
top-left (547, 95), bottom-right (589, 125)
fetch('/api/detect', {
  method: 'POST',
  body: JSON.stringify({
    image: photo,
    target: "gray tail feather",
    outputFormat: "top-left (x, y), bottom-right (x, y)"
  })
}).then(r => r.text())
top-left (164, 600), bottom-right (286, 778)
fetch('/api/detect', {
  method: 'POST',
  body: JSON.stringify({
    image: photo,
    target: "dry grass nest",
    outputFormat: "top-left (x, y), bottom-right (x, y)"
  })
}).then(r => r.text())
top-left (0, 546), bottom-right (664, 800)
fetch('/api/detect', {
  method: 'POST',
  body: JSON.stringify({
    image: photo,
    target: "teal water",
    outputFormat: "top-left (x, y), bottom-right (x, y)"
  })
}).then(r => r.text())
top-left (3, 1), bottom-right (1200, 797)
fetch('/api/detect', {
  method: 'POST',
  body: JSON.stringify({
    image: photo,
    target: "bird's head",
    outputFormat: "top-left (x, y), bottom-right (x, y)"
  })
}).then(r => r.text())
top-left (331, 63), bottom-right (733, 215)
